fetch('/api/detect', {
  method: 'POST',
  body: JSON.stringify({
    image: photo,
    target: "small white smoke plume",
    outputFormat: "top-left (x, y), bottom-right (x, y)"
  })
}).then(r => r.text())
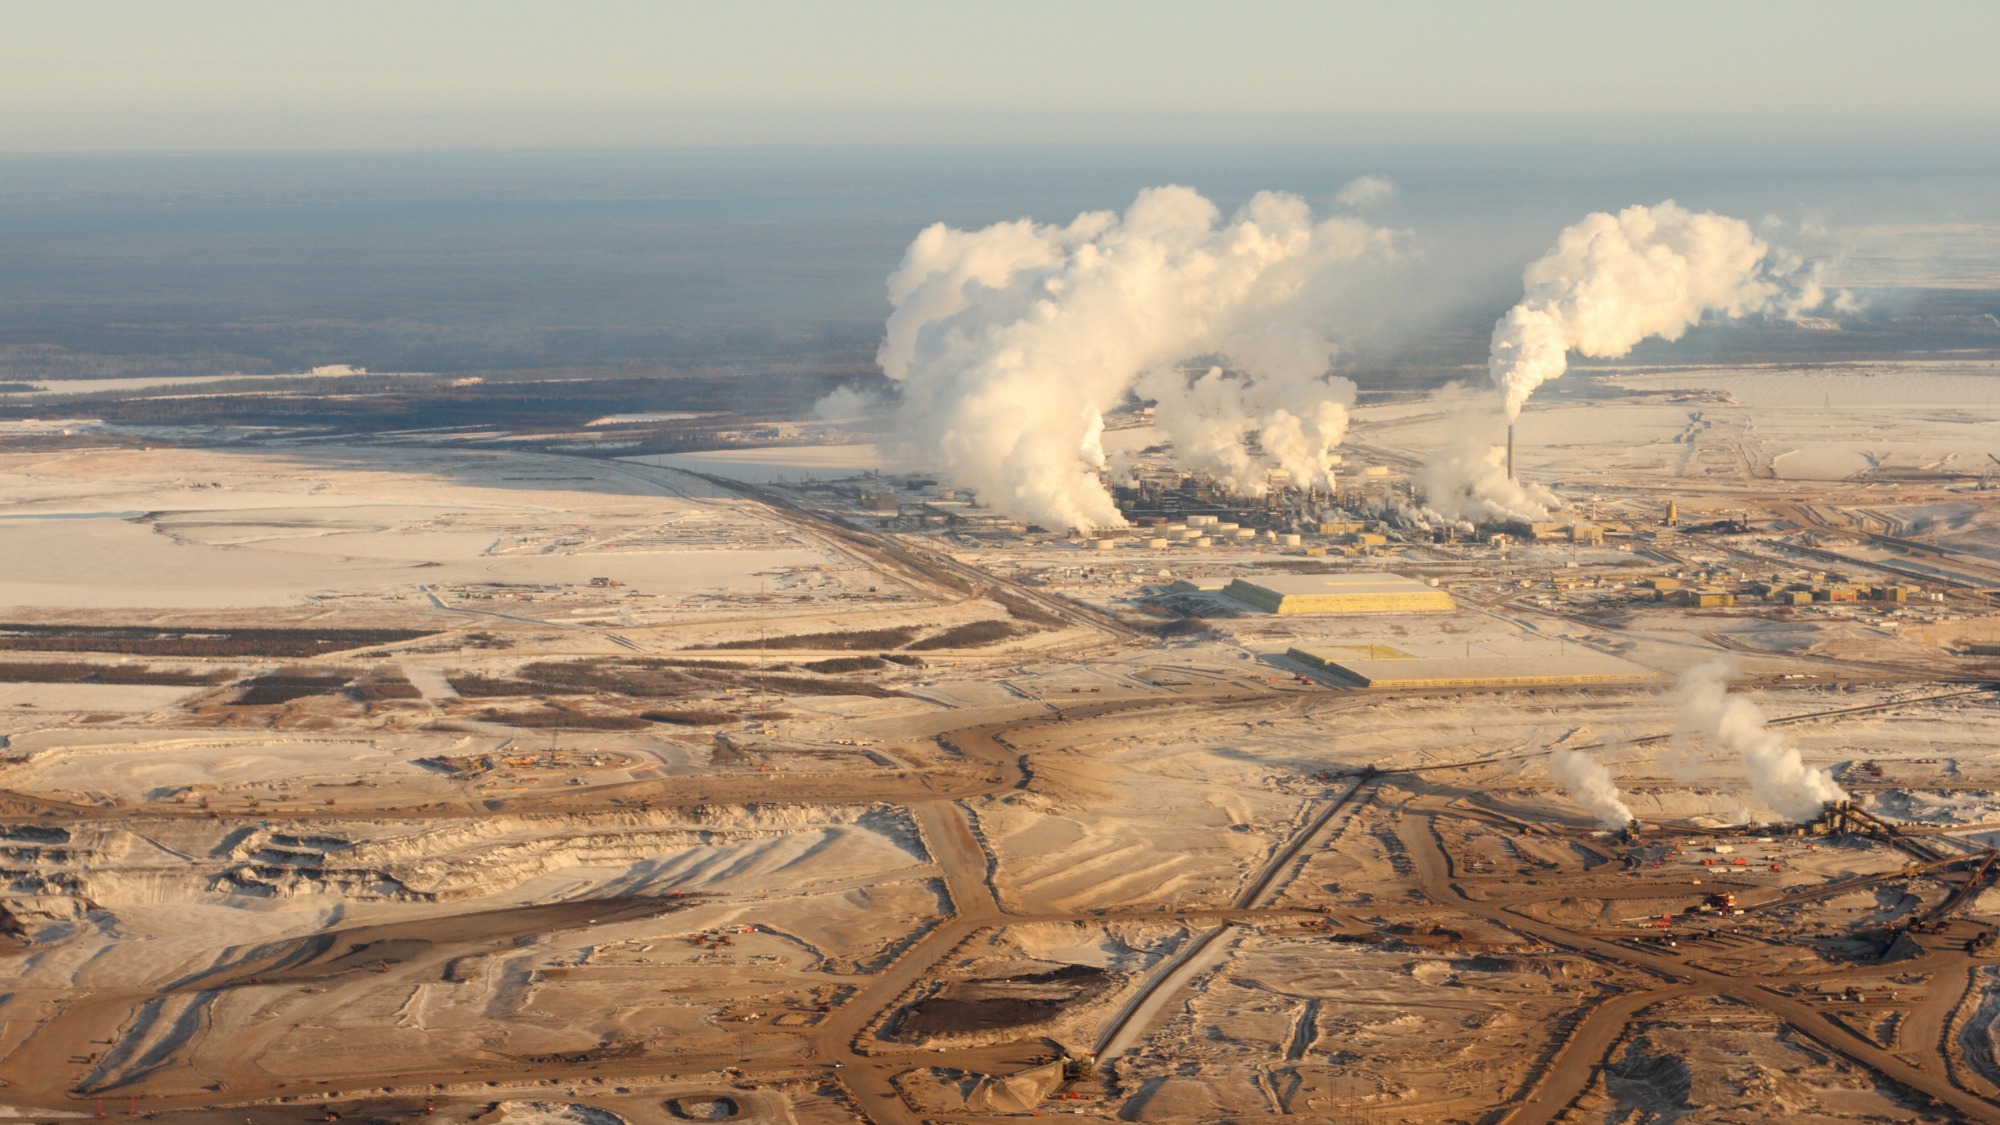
top-left (1674, 660), bottom-right (1847, 823)
top-left (1548, 743), bottom-right (1634, 828)
top-left (813, 384), bottom-right (884, 423)
top-left (862, 185), bottom-right (1395, 530)
top-left (1334, 175), bottom-right (1395, 209)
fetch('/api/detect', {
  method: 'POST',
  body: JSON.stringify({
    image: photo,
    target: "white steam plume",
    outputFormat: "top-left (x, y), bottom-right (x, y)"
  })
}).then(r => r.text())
top-left (1490, 200), bottom-right (1816, 420)
top-left (864, 186), bottom-right (1394, 531)
top-left (1548, 744), bottom-right (1634, 829)
top-left (1413, 394), bottom-right (1561, 524)
top-left (1420, 200), bottom-right (1825, 524)
top-left (1134, 327), bottom-right (1356, 497)
top-left (813, 384), bottom-right (884, 423)
top-left (1333, 175), bottom-right (1395, 209)
top-left (1674, 660), bottom-right (1847, 823)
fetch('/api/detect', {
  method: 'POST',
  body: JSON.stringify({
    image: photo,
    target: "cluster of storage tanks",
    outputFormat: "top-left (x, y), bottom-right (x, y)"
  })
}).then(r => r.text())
top-left (1085, 515), bottom-right (1307, 551)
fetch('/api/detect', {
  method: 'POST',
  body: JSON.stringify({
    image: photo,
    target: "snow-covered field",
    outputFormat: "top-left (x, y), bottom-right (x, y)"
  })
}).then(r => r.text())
top-left (0, 447), bottom-right (835, 610)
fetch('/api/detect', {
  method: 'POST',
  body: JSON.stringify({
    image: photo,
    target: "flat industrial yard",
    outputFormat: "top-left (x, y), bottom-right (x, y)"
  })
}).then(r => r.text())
top-left (4, 364), bottom-right (2000, 1124)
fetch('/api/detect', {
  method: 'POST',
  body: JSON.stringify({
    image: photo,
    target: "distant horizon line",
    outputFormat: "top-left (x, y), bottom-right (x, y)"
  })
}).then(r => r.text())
top-left (6, 107), bottom-right (2000, 156)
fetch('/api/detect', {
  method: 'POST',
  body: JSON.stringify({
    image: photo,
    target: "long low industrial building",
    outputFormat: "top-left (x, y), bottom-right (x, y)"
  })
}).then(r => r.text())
top-left (1288, 645), bottom-right (1661, 689)
top-left (1222, 572), bottom-right (1455, 615)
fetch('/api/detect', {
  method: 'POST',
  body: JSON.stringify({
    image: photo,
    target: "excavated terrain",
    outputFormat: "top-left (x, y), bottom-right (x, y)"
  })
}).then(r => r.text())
top-left (4, 406), bottom-right (2000, 1125)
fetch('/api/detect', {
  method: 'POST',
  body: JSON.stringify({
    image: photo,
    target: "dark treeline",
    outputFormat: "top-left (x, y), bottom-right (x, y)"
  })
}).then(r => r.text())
top-left (989, 590), bottom-right (1070, 628)
top-left (0, 624), bottom-right (435, 658)
top-left (231, 671), bottom-right (357, 706)
top-left (228, 666), bottom-right (423, 706)
top-left (800, 656), bottom-right (886, 673)
top-left (640, 708), bottom-right (740, 727)
top-left (0, 661), bottom-right (233, 686)
top-left (450, 660), bottom-right (719, 699)
top-left (698, 619), bottom-right (1027, 653)
top-left (474, 706), bottom-right (652, 731)
top-left (698, 627), bottom-right (918, 652)
top-left (445, 656), bottom-right (907, 704)
top-left (904, 620), bottom-right (1019, 650)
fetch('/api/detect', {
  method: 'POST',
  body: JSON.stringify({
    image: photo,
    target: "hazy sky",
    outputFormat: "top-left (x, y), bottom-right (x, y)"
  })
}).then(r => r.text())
top-left (6, 0), bottom-right (2000, 150)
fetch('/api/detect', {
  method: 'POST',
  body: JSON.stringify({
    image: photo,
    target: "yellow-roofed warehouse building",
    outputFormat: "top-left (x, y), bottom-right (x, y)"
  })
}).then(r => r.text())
top-left (1221, 573), bottom-right (1454, 615)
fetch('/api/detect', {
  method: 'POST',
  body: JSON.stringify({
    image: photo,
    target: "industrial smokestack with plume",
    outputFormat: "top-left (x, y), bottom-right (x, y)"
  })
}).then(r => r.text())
top-left (1412, 398), bottom-right (1560, 525)
top-left (1420, 201), bottom-right (1832, 524)
top-left (851, 184), bottom-right (1399, 531)
top-left (1674, 660), bottom-right (1848, 824)
top-left (1548, 742), bottom-right (1634, 829)
top-left (1489, 200), bottom-right (1809, 420)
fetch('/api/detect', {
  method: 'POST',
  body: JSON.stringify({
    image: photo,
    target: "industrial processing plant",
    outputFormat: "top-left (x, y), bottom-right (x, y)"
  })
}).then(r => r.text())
top-left (6, 199), bottom-right (1998, 1125)
top-left (7, 30), bottom-right (2000, 1121)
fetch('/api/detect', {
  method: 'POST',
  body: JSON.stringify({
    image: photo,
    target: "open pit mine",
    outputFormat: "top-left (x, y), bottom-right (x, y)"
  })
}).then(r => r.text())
top-left (4, 194), bottom-right (2000, 1125)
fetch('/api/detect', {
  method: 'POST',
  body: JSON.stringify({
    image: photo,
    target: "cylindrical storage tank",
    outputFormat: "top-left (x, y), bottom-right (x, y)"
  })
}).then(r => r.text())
top-left (1188, 514), bottom-right (1218, 527)
top-left (1280, 533), bottom-right (1302, 546)
top-left (1166, 527), bottom-right (1194, 540)
top-left (1091, 538), bottom-right (1116, 550)
top-left (1233, 528), bottom-right (1256, 540)
top-left (1147, 537), bottom-right (1170, 550)
top-left (1192, 536), bottom-right (1212, 547)
top-left (1215, 521), bottom-right (1239, 533)
top-left (1164, 522), bottom-right (1188, 533)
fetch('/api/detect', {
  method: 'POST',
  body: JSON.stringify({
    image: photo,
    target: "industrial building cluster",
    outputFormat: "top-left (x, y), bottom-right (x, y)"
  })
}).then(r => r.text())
top-left (832, 469), bottom-right (1410, 555)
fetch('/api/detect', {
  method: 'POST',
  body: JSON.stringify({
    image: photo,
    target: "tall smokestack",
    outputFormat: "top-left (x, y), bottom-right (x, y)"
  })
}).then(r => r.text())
top-left (1486, 201), bottom-right (1825, 423)
top-left (1506, 424), bottom-right (1515, 480)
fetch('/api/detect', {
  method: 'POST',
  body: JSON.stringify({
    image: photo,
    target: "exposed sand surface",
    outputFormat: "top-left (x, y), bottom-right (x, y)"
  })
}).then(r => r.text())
top-left (0, 448), bottom-right (838, 609)
top-left (624, 445), bottom-right (888, 484)
top-left (4, 387), bottom-right (2000, 1125)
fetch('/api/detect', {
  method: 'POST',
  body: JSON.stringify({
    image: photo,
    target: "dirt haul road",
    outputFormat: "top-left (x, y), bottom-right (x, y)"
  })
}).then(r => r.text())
top-left (1393, 799), bottom-right (2000, 1123)
top-left (811, 691), bottom-right (1280, 1124)
top-left (9, 641), bottom-right (1991, 1122)
top-left (0, 688), bottom-right (1289, 1123)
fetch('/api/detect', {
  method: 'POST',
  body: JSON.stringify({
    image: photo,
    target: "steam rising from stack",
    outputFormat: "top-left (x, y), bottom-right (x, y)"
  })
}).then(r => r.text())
top-left (860, 185), bottom-right (1397, 531)
top-left (1548, 742), bottom-right (1634, 828)
top-left (1423, 201), bottom-right (1830, 524)
top-left (1489, 201), bottom-right (1801, 420)
top-left (1543, 663), bottom-right (1848, 828)
top-left (1413, 406), bottom-right (1560, 525)
top-left (1674, 660), bottom-right (1848, 823)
